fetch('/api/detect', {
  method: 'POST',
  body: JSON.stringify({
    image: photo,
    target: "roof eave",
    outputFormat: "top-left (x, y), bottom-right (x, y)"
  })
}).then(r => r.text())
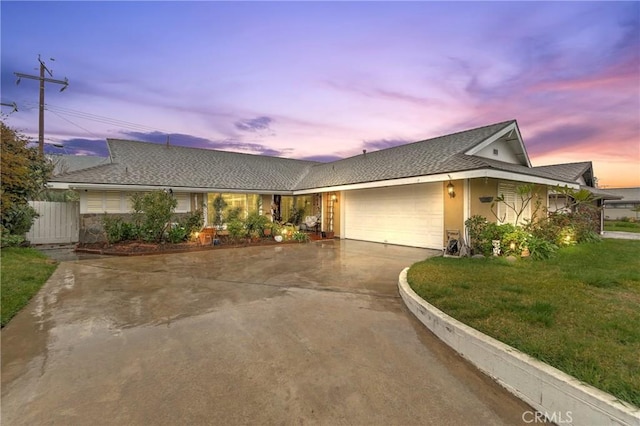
top-left (464, 121), bottom-right (532, 168)
top-left (293, 168), bottom-right (578, 195)
top-left (49, 181), bottom-right (295, 195)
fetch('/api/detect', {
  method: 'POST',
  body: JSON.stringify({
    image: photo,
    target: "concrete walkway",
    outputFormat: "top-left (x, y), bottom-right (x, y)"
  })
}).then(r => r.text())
top-left (2, 240), bottom-right (534, 425)
top-left (602, 231), bottom-right (640, 240)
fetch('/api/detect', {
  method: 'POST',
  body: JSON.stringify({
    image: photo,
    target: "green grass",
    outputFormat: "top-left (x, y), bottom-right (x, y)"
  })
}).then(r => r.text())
top-left (407, 239), bottom-right (640, 407)
top-left (604, 220), bottom-right (640, 233)
top-left (1, 247), bottom-right (58, 327)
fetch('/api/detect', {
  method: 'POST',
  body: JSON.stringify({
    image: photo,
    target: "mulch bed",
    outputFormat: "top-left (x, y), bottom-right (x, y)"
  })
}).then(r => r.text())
top-left (76, 234), bottom-right (328, 256)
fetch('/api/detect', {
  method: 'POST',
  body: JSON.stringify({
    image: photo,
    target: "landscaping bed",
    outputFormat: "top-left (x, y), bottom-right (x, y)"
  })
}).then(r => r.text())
top-left (76, 233), bottom-right (326, 256)
top-left (407, 239), bottom-right (640, 407)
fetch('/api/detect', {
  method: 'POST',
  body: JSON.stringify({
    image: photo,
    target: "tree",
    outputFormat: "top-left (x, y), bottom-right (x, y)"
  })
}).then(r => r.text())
top-left (136, 190), bottom-right (177, 242)
top-left (1, 120), bottom-right (53, 235)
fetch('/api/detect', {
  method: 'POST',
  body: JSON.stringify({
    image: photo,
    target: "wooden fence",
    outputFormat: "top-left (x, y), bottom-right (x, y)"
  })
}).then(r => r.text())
top-left (26, 201), bottom-right (79, 245)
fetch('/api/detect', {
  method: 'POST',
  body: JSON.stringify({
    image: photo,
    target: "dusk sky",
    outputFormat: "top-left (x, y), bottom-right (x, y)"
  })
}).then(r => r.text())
top-left (1, 1), bottom-right (638, 187)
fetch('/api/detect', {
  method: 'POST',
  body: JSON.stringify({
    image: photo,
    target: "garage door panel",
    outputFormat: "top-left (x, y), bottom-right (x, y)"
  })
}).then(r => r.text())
top-left (344, 183), bottom-right (443, 249)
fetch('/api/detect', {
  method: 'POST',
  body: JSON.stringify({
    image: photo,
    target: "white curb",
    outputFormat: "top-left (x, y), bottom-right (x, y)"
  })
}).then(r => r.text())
top-left (398, 267), bottom-right (640, 426)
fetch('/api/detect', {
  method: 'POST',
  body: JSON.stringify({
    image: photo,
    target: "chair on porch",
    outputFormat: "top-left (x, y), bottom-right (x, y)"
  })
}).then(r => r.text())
top-left (303, 215), bottom-right (319, 234)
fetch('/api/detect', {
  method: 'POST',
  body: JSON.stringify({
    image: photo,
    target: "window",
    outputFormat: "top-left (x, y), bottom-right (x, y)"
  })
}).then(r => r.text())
top-left (497, 183), bottom-right (531, 225)
top-left (280, 195), bottom-right (313, 223)
top-left (87, 192), bottom-right (103, 213)
top-left (174, 193), bottom-right (190, 212)
top-left (206, 193), bottom-right (261, 224)
top-left (85, 191), bottom-right (123, 213)
top-left (105, 191), bottom-right (121, 212)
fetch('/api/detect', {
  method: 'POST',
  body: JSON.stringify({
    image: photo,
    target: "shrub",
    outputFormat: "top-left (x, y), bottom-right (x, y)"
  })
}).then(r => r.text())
top-left (182, 209), bottom-right (204, 235)
top-left (502, 227), bottom-right (529, 256)
top-left (465, 215), bottom-right (488, 255)
top-left (103, 216), bottom-right (125, 244)
top-left (225, 206), bottom-right (243, 222)
top-left (478, 222), bottom-right (515, 256)
top-left (526, 234), bottom-right (558, 260)
top-left (167, 223), bottom-right (188, 243)
top-left (270, 222), bottom-right (283, 237)
top-left (138, 191), bottom-right (178, 242)
top-left (103, 216), bottom-right (140, 243)
top-left (246, 212), bottom-right (269, 236)
top-left (2, 203), bottom-right (39, 236)
top-left (227, 218), bottom-right (247, 241)
top-left (292, 231), bottom-right (310, 243)
top-left (1, 226), bottom-right (25, 247)
top-left (212, 194), bottom-right (228, 229)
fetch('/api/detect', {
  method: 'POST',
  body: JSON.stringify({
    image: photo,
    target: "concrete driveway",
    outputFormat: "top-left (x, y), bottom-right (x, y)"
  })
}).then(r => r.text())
top-left (2, 240), bottom-right (533, 425)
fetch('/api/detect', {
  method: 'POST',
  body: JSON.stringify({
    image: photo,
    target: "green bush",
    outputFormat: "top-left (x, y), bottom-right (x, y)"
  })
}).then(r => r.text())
top-left (103, 216), bottom-right (125, 243)
top-left (246, 212), bottom-right (269, 236)
top-left (465, 215), bottom-right (488, 255)
top-left (212, 194), bottom-right (228, 229)
top-left (182, 209), bottom-right (204, 235)
top-left (526, 234), bottom-right (558, 260)
top-left (225, 206), bottom-right (243, 222)
top-left (139, 191), bottom-right (178, 242)
top-left (292, 231), bottom-right (310, 243)
top-left (167, 223), bottom-right (188, 243)
top-left (2, 203), bottom-right (39, 236)
top-left (502, 227), bottom-right (529, 256)
top-left (227, 218), bottom-right (247, 241)
top-left (1, 226), bottom-right (25, 247)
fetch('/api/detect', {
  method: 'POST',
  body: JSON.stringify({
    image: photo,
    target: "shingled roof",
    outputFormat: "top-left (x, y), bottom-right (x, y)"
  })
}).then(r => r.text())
top-left (295, 121), bottom-right (516, 189)
top-left (49, 120), bottom-right (585, 192)
top-left (50, 140), bottom-right (319, 192)
top-left (530, 162), bottom-right (594, 184)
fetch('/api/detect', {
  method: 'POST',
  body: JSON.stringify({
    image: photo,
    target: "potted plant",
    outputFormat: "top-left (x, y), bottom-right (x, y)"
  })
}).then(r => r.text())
top-left (287, 207), bottom-right (306, 230)
top-left (263, 222), bottom-right (272, 237)
top-left (212, 194), bottom-right (228, 231)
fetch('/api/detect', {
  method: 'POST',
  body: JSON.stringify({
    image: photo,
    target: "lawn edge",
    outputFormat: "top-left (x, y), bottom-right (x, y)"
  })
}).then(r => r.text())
top-left (398, 267), bottom-right (640, 426)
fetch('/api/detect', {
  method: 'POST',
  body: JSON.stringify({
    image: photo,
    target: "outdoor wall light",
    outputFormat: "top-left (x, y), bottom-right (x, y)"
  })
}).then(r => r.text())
top-left (331, 194), bottom-right (338, 202)
top-left (447, 182), bottom-right (456, 198)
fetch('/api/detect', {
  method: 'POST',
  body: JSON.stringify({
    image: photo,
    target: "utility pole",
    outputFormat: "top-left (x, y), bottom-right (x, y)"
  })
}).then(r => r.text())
top-left (0, 102), bottom-right (19, 113)
top-left (14, 55), bottom-right (69, 155)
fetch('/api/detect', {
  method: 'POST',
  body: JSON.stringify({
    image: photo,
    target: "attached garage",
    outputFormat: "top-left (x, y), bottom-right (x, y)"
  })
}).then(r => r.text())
top-left (343, 183), bottom-right (443, 249)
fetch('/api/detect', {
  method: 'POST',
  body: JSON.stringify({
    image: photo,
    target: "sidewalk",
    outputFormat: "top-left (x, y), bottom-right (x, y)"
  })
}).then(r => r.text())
top-left (602, 231), bottom-right (640, 240)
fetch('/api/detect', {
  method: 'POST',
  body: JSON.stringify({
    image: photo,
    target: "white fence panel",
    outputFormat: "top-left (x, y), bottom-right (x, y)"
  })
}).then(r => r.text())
top-left (26, 201), bottom-right (79, 244)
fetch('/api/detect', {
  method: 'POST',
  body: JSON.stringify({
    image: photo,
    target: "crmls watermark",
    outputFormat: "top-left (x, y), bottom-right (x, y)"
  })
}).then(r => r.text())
top-left (522, 410), bottom-right (573, 424)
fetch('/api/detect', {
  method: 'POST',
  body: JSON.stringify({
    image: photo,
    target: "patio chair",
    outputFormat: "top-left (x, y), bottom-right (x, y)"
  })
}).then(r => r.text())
top-left (303, 216), bottom-right (319, 233)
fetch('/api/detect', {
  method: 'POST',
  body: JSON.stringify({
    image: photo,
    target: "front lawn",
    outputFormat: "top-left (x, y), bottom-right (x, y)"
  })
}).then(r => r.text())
top-left (604, 219), bottom-right (640, 233)
top-left (407, 239), bottom-right (640, 407)
top-left (1, 247), bottom-right (58, 327)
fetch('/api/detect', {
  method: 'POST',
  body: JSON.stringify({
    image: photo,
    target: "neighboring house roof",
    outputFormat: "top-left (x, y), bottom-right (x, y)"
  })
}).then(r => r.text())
top-left (49, 120), bottom-right (588, 193)
top-left (601, 187), bottom-right (640, 204)
top-left (48, 154), bottom-right (111, 176)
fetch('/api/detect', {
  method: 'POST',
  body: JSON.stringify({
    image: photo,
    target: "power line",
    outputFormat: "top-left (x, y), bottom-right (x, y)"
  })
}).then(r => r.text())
top-left (47, 109), bottom-right (103, 138)
top-left (45, 104), bottom-right (174, 134)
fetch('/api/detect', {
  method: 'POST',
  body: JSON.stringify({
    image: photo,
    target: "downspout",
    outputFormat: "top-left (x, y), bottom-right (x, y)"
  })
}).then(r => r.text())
top-left (463, 178), bottom-right (470, 248)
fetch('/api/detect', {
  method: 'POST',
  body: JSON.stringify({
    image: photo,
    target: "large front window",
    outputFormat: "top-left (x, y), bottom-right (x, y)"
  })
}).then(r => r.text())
top-left (279, 195), bottom-right (315, 224)
top-left (206, 193), bottom-right (261, 224)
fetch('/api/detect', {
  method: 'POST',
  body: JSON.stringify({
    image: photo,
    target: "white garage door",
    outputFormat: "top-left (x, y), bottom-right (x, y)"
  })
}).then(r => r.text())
top-left (343, 183), bottom-right (443, 249)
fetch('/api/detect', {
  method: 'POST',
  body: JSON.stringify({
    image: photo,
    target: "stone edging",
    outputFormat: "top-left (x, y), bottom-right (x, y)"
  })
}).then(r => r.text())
top-left (398, 267), bottom-right (640, 426)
